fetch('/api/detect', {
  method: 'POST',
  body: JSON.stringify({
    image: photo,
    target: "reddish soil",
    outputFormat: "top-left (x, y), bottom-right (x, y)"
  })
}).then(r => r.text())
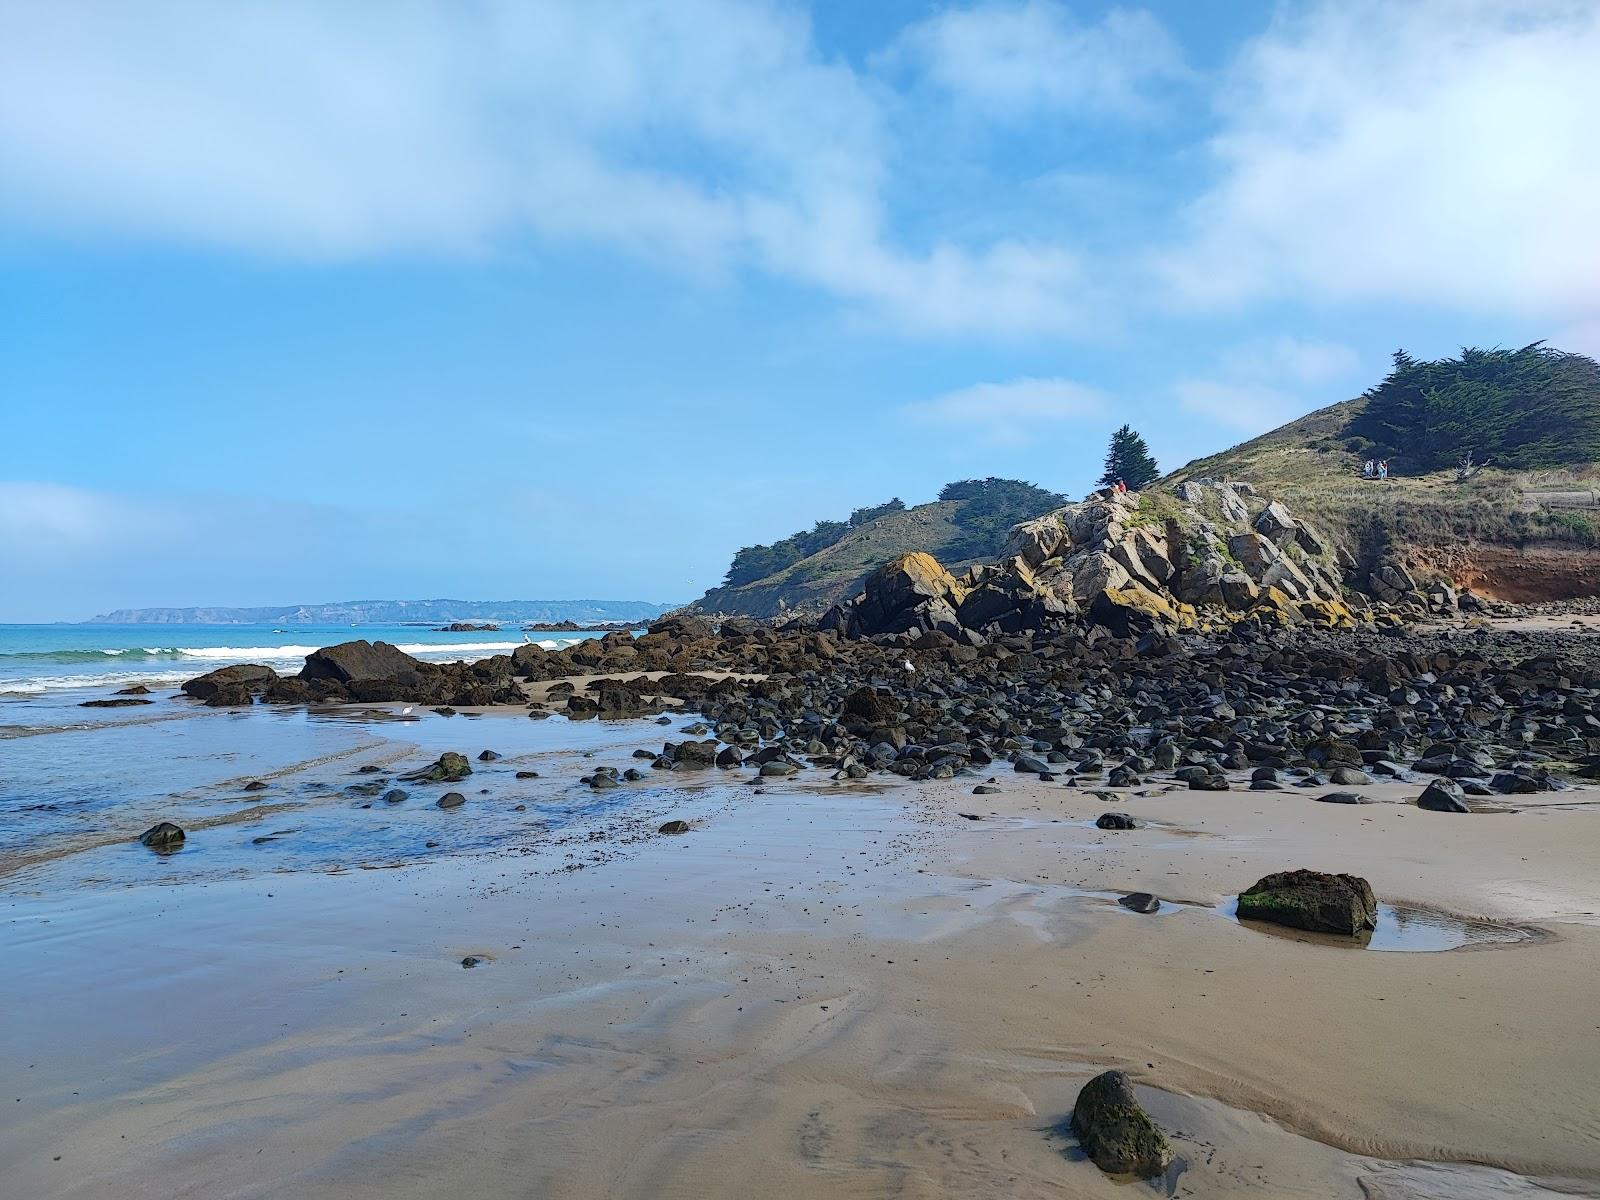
top-left (1415, 541), bottom-right (1600, 602)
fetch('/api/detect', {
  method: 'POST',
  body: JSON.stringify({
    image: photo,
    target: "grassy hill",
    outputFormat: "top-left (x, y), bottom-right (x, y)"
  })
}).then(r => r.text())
top-left (692, 479), bottom-right (1064, 617)
top-left (692, 345), bottom-right (1600, 615)
top-left (1169, 345), bottom-right (1600, 601)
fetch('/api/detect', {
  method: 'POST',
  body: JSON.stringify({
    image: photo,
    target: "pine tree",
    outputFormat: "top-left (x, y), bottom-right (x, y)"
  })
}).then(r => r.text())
top-left (1096, 425), bottom-right (1160, 490)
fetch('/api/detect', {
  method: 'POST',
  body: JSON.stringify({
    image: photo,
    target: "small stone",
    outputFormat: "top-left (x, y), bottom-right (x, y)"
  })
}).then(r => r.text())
top-left (1118, 892), bottom-right (1161, 914)
top-left (437, 792), bottom-right (466, 809)
top-left (137, 822), bottom-right (185, 850)
top-left (658, 820), bottom-right (691, 835)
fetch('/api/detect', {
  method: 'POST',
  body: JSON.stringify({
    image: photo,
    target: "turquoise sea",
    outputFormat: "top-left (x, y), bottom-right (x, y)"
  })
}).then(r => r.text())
top-left (0, 622), bottom-right (663, 891)
top-left (0, 622), bottom-right (590, 697)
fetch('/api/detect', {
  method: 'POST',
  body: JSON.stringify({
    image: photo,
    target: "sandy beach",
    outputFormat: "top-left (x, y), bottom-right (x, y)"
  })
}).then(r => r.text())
top-left (4, 706), bottom-right (1598, 1199)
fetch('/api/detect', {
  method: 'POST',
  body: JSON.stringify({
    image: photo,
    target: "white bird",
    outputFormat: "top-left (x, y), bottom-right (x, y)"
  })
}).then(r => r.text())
top-left (400, 706), bottom-right (413, 715)
top-left (903, 659), bottom-right (915, 672)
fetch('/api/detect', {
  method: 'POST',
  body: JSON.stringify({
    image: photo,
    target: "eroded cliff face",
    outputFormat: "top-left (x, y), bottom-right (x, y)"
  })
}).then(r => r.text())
top-left (1412, 542), bottom-right (1600, 603)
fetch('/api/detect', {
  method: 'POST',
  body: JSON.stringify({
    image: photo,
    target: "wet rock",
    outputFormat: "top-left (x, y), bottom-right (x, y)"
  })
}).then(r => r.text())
top-left (436, 792), bottom-right (466, 809)
top-left (243, 780), bottom-right (269, 791)
top-left (1096, 812), bottom-right (1138, 830)
top-left (1315, 791), bottom-right (1367, 804)
top-left (658, 820), bottom-right (691, 835)
top-left (301, 640), bottom-right (423, 684)
top-left (181, 664), bottom-right (278, 701)
top-left (405, 752), bottom-right (473, 783)
top-left (515, 770), bottom-right (539, 779)
top-left (1188, 773), bottom-right (1230, 791)
top-left (116, 684), bottom-right (152, 695)
top-left (478, 750), bottom-right (500, 761)
top-left (1118, 892), bottom-right (1161, 914)
top-left (79, 697), bottom-right (153, 707)
top-left (461, 955), bottom-right (485, 968)
top-left (1070, 1069), bottom-right (1173, 1177)
top-left (973, 784), bottom-right (1001, 795)
top-left (138, 822), bottom-right (185, 850)
top-left (1417, 779), bottom-right (1470, 813)
top-left (1237, 869), bottom-right (1378, 935)
top-left (1328, 766), bottom-right (1374, 786)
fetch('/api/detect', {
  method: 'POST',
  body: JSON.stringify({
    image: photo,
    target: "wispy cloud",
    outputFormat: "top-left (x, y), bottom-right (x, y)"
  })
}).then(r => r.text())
top-left (1157, 0), bottom-right (1600, 317)
top-left (904, 377), bottom-right (1106, 445)
top-left (876, 1), bottom-right (1188, 120)
top-left (0, 0), bottom-right (1122, 337)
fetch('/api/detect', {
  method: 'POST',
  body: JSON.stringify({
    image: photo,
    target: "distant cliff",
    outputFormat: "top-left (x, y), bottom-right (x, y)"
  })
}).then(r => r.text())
top-left (87, 599), bottom-right (673, 625)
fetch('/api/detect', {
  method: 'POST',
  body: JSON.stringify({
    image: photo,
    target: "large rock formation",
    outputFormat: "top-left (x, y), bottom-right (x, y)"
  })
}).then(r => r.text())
top-left (825, 484), bottom-right (1360, 641)
top-left (301, 640), bottom-right (425, 684)
top-left (1237, 869), bottom-right (1379, 936)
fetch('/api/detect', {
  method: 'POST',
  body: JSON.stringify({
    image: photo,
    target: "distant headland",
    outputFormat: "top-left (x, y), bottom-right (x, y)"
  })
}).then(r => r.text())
top-left (85, 599), bottom-right (674, 626)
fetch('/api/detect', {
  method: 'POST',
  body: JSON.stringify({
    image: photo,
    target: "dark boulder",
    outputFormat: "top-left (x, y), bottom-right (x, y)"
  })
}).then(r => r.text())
top-left (1096, 812), bottom-right (1137, 830)
top-left (1417, 779), bottom-right (1470, 813)
top-left (181, 664), bottom-right (278, 701)
top-left (300, 640), bottom-right (423, 684)
top-left (658, 820), bottom-right (691, 835)
top-left (1237, 869), bottom-right (1378, 936)
top-left (80, 697), bottom-right (152, 707)
top-left (138, 822), bottom-right (185, 851)
top-left (436, 792), bottom-right (466, 809)
top-left (1118, 892), bottom-right (1161, 913)
top-left (1070, 1069), bottom-right (1173, 1177)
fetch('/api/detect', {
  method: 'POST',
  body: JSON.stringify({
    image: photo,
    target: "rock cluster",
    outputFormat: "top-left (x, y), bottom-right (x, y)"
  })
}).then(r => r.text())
top-left (822, 485), bottom-right (1362, 643)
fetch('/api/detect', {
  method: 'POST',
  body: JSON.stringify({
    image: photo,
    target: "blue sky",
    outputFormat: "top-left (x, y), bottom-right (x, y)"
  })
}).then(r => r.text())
top-left (3, 1), bottom-right (1598, 621)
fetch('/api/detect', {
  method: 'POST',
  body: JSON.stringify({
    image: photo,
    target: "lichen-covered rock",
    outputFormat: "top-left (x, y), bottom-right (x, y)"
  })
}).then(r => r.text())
top-left (1237, 869), bottom-right (1378, 936)
top-left (1071, 1069), bottom-right (1173, 1177)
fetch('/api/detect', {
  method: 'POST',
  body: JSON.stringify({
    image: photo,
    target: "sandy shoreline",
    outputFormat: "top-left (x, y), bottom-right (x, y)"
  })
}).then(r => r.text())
top-left (4, 718), bottom-right (1599, 1199)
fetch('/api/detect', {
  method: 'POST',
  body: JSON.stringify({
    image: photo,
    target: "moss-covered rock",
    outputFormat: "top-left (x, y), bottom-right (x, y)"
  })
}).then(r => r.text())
top-left (404, 752), bottom-right (473, 783)
top-left (1237, 869), bottom-right (1378, 936)
top-left (1071, 1069), bottom-right (1173, 1177)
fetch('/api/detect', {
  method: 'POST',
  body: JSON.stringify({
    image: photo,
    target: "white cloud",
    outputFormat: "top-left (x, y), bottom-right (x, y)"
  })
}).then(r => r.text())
top-left (904, 376), bottom-right (1106, 445)
top-left (0, 0), bottom-right (1113, 336)
top-left (1159, 0), bottom-right (1600, 318)
top-left (878, 1), bottom-right (1187, 120)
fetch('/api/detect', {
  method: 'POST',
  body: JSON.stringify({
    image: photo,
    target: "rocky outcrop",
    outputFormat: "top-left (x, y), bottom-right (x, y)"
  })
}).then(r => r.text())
top-left (1237, 869), bottom-right (1378, 936)
top-left (1071, 1070), bottom-right (1173, 1177)
top-left (825, 485), bottom-right (1357, 641)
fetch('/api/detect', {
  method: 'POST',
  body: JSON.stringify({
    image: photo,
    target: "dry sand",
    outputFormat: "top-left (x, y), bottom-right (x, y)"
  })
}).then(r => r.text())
top-left (3, 755), bottom-right (1598, 1198)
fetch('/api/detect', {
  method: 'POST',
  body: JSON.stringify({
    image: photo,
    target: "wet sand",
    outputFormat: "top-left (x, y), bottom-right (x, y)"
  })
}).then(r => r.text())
top-left (3, 724), bottom-right (1599, 1198)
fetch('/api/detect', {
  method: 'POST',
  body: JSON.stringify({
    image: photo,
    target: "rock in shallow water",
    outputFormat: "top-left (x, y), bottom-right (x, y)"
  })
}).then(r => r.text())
top-left (436, 792), bottom-right (466, 809)
top-left (1096, 812), bottom-right (1137, 830)
top-left (1237, 869), bottom-right (1378, 936)
top-left (658, 820), bottom-right (691, 835)
top-left (1118, 892), bottom-right (1161, 913)
top-left (138, 822), bottom-right (185, 850)
top-left (1071, 1069), bottom-right (1173, 1176)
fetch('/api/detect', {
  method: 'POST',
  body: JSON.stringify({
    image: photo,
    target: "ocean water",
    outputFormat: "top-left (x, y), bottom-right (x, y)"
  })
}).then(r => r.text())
top-left (0, 622), bottom-right (680, 891)
top-left (0, 622), bottom-right (590, 697)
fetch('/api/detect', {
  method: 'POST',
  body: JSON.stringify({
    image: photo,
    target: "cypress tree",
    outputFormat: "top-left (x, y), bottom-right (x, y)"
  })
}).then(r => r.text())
top-left (1097, 425), bottom-right (1161, 490)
